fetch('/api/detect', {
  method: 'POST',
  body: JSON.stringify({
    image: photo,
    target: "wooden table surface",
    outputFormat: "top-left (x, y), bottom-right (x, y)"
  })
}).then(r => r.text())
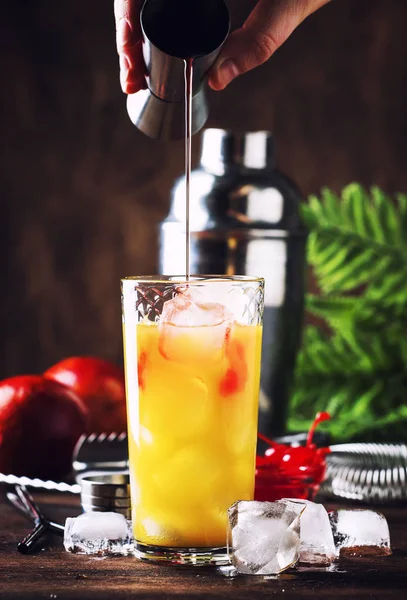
top-left (1, 489), bottom-right (406, 599)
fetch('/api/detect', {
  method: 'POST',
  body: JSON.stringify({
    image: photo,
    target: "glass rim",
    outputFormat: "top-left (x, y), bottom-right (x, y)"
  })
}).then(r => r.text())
top-left (121, 275), bottom-right (264, 285)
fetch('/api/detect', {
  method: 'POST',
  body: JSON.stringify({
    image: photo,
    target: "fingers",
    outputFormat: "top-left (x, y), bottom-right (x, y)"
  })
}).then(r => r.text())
top-left (209, 0), bottom-right (331, 90)
top-left (114, 0), bottom-right (146, 94)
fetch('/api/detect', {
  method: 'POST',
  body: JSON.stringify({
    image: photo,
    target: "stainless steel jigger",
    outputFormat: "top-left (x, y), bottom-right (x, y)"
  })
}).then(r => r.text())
top-left (127, 0), bottom-right (230, 140)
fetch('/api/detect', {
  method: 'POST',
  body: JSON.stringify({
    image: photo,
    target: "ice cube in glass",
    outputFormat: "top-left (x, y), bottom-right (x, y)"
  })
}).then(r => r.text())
top-left (158, 294), bottom-right (232, 364)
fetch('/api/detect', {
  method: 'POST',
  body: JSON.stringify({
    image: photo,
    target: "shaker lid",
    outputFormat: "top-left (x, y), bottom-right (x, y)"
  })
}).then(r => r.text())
top-left (200, 129), bottom-right (275, 174)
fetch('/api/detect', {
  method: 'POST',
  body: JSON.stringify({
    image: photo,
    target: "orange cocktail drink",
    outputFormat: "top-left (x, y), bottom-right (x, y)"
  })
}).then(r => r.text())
top-left (121, 276), bottom-right (264, 563)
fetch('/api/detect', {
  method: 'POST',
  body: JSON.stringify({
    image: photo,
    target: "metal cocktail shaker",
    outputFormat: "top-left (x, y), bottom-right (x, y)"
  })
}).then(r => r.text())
top-left (159, 129), bottom-right (307, 437)
top-left (127, 0), bottom-right (230, 140)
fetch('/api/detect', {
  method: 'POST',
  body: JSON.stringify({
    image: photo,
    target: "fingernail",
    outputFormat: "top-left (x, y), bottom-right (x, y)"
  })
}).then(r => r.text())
top-left (116, 18), bottom-right (133, 51)
top-left (218, 59), bottom-right (239, 87)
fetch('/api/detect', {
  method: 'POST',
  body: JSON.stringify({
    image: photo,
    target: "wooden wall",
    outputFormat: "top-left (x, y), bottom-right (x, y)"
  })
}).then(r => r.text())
top-left (1, 0), bottom-right (407, 377)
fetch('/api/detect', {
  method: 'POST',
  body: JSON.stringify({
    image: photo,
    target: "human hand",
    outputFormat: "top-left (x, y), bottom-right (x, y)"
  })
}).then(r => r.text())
top-left (208, 0), bottom-right (331, 90)
top-left (114, 0), bottom-right (146, 94)
top-left (114, 0), bottom-right (331, 94)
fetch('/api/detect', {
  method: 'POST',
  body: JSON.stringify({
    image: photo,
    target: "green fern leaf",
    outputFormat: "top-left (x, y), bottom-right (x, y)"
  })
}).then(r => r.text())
top-left (371, 186), bottom-right (403, 246)
top-left (342, 183), bottom-right (373, 238)
top-left (291, 184), bottom-right (407, 442)
top-left (302, 184), bottom-right (407, 298)
top-left (321, 188), bottom-right (342, 225)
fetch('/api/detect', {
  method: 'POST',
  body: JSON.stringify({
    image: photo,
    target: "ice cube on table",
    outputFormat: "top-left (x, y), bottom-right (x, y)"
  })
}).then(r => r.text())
top-left (329, 509), bottom-right (391, 557)
top-left (158, 294), bottom-right (232, 364)
top-left (285, 499), bottom-right (337, 566)
top-left (227, 500), bottom-right (304, 575)
top-left (64, 512), bottom-right (134, 556)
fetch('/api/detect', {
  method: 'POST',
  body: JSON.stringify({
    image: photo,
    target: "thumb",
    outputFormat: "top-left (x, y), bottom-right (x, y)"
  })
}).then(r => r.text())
top-left (209, 0), bottom-right (331, 91)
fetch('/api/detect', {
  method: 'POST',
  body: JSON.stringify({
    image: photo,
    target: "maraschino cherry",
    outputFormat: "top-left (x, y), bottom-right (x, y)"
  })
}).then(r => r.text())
top-left (255, 412), bottom-right (331, 501)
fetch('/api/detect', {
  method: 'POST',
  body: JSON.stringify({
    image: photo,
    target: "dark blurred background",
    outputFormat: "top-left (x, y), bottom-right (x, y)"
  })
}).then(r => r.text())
top-left (1, 0), bottom-right (407, 378)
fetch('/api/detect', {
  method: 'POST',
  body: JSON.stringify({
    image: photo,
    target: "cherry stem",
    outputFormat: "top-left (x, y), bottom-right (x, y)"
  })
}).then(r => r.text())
top-left (306, 411), bottom-right (331, 447)
top-left (257, 411), bottom-right (331, 453)
top-left (258, 432), bottom-right (275, 447)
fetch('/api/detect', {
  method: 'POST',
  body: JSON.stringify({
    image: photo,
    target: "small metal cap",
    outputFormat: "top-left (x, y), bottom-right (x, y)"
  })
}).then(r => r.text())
top-left (79, 473), bottom-right (131, 519)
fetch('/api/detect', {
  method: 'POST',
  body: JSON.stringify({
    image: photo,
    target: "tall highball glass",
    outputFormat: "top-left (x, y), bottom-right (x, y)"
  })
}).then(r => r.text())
top-left (121, 275), bottom-right (264, 564)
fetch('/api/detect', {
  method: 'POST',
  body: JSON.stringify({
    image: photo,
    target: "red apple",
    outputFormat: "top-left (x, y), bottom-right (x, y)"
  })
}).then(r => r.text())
top-left (0, 375), bottom-right (88, 480)
top-left (44, 357), bottom-right (127, 434)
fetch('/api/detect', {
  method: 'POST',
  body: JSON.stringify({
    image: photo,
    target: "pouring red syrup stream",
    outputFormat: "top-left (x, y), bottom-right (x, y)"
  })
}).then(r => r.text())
top-left (255, 412), bottom-right (331, 501)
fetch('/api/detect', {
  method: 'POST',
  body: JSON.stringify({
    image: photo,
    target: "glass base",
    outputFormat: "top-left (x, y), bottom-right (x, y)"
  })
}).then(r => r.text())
top-left (133, 542), bottom-right (230, 566)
